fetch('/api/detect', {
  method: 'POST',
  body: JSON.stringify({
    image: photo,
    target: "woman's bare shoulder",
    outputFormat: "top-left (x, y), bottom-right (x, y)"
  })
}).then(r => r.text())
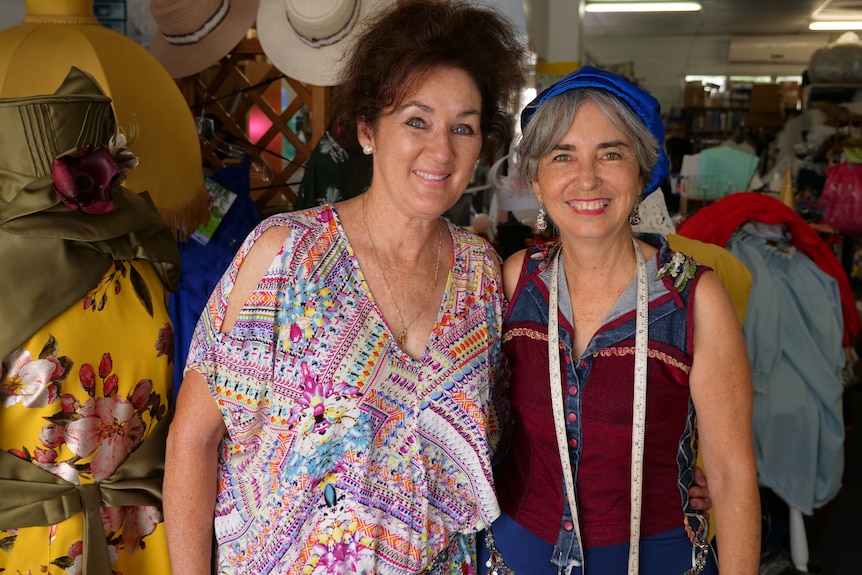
top-left (502, 249), bottom-right (527, 300)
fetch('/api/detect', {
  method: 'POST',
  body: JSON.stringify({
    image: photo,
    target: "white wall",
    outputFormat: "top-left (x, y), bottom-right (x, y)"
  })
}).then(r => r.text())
top-left (0, 0), bottom-right (25, 31)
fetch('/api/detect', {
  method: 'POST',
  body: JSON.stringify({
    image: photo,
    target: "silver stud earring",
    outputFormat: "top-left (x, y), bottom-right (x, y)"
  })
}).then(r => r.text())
top-left (536, 203), bottom-right (548, 231)
top-left (362, 144), bottom-right (373, 155)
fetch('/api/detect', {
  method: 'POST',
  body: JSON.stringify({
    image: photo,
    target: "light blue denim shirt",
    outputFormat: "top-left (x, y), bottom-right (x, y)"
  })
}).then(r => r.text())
top-left (728, 223), bottom-right (845, 514)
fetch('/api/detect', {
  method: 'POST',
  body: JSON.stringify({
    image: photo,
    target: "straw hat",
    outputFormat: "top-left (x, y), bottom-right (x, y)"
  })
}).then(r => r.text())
top-left (149, 0), bottom-right (260, 79)
top-left (257, 0), bottom-right (393, 86)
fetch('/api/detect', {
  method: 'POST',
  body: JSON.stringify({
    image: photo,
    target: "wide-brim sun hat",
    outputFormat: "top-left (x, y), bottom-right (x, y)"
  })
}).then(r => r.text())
top-left (149, 0), bottom-right (260, 79)
top-left (521, 65), bottom-right (670, 197)
top-left (257, 0), bottom-right (394, 87)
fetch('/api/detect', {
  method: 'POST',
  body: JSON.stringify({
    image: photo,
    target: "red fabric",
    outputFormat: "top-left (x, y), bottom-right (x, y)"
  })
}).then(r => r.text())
top-left (577, 341), bottom-right (691, 547)
top-left (677, 192), bottom-right (860, 347)
top-left (497, 334), bottom-right (695, 547)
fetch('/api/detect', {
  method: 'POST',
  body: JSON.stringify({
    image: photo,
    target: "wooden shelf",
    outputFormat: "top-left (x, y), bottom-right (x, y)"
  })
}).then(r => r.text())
top-left (682, 107), bottom-right (748, 151)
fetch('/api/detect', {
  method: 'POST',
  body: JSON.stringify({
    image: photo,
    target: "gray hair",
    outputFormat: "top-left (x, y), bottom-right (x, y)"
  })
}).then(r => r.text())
top-left (515, 88), bottom-right (659, 188)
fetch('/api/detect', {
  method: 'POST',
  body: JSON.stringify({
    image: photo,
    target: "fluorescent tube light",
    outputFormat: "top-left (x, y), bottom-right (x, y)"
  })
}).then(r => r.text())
top-left (585, 2), bottom-right (702, 12)
top-left (809, 21), bottom-right (862, 31)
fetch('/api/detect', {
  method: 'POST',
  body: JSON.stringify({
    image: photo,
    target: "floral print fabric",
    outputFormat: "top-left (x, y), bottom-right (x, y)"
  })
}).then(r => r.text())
top-left (0, 260), bottom-right (173, 574)
top-left (187, 205), bottom-right (505, 574)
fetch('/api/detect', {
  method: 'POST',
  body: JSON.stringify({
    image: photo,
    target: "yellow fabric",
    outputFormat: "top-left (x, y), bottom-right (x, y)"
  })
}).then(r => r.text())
top-left (668, 233), bottom-right (752, 325)
top-left (667, 233), bottom-right (752, 543)
top-left (0, 0), bottom-right (209, 240)
top-left (0, 260), bottom-right (173, 574)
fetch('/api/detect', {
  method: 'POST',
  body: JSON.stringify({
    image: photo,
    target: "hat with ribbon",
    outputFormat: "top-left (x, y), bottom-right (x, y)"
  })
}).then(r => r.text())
top-left (257, 0), bottom-right (394, 86)
top-left (521, 65), bottom-right (669, 197)
top-left (149, 0), bottom-right (260, 79)
top-left (0, 66), bottom-right (179, 360)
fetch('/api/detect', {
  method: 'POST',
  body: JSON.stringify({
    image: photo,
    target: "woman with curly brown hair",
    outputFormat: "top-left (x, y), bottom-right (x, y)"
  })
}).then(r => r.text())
top-left (163, 2), bottom-right (528, 573)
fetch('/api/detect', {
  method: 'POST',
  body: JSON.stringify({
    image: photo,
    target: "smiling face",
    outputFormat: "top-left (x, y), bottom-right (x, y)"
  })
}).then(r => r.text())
top-left (358, 65), bottom-right (483, 221)
top-left (532, 98), bottom-right (643, 242)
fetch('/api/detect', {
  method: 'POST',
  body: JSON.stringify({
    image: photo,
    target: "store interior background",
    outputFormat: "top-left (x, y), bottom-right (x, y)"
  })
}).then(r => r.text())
top-left (1, 0), bottom-right (861, 574)
top-left (0, 0), bottom-right (844, 111)
top-left (529, 0), bottom-right (839, 111)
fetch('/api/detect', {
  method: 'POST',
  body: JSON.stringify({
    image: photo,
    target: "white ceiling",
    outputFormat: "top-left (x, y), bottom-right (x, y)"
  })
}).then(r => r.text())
top-left (581, 0), bottom-right (862, 38)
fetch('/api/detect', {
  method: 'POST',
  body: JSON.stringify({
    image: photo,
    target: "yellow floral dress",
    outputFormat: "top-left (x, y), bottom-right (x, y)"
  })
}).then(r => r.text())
top-left (0, 260), bottom-right (173, 575)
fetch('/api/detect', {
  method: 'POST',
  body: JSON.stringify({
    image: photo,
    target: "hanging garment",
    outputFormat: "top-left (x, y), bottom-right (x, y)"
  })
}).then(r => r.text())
top-left (169, 157), bottom-right (262, 394)
top-left (727, 223), bottom-right (845, 514)
top-left (295, 130), bottom-right (372, 209)
top-left (676, 192), bottom-right (860, 347)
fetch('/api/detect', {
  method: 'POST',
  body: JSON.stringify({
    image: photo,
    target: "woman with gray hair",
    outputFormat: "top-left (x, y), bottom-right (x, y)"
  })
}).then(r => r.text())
top-left (484, 67), bottom-right (760, 574)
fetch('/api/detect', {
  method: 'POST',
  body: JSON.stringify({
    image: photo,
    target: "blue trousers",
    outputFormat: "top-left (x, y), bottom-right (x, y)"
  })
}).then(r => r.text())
top-left (478, 512), bottom-right (718, 575)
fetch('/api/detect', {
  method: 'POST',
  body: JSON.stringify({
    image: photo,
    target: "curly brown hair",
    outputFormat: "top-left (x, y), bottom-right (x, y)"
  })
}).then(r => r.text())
top-left (333, 0), bottom-right (528, 154)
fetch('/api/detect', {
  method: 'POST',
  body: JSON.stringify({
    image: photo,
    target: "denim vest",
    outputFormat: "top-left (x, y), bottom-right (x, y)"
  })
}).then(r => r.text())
top-left (499, 234), bottom-right (708, 572)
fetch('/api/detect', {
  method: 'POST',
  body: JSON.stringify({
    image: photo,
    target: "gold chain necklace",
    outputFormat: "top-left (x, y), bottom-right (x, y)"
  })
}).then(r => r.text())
top-left (361, 194), bottom-right (443, 348)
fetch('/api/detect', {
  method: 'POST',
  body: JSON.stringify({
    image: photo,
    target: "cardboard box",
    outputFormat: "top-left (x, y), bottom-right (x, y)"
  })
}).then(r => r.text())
top-left (779, 81), bottom-right (801, 110)
top-left (684, 82), bottom-right (707, 108)
top-left (749, 83), bottom-right (781, 114)
top-left (744, 111), bottom-right (784, 128)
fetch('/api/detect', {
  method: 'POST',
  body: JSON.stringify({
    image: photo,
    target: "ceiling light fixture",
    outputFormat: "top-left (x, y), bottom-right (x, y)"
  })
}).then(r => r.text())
top-left (585, 2), bottom-right (702, 13)
top-left (809, 21), bottom-right (862, 31)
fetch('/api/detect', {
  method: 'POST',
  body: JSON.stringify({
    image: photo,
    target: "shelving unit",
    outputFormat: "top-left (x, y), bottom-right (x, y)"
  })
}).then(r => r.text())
top-left (683, 104), bottom-right (749, 152)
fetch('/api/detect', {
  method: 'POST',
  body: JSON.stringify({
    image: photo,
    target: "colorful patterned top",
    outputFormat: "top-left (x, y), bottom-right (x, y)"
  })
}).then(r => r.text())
top-left (187, 205), bottom-right (506, 574)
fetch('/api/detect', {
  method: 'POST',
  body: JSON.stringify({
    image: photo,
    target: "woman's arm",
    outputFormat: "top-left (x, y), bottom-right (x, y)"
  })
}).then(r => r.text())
top-left (164, 370), bottom-right (226, 574)
top-left (164, 225), bottom-right (291, 573)
top-left (689, 271), bottom-right (760, 574)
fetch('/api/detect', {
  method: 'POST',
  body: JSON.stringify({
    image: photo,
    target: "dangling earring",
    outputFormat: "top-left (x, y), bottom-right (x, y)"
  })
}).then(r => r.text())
top-left (362, 144), bottom-right (373, 155)
top-left (629, 200), bottom-right (641, 226)
top-left (536, 203), bottom-right (548, 231)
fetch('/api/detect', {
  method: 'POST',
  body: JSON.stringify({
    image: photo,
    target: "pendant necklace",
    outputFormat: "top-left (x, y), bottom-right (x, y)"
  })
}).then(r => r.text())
top-left (361, 194), bottom-right (443, 348)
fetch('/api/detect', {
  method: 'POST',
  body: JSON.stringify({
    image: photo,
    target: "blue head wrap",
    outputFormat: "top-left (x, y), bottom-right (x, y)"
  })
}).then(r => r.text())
top-left (520, 66), bottom-right (669, 197)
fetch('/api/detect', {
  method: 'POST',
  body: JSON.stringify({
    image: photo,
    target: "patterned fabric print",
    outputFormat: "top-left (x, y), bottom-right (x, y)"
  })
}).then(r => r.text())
top-left (187, 205), bottom-right (505, 574)
top-left (295, 131), bottom-right (371, 211)
top-left (0, 260), bottom-right (173, 575)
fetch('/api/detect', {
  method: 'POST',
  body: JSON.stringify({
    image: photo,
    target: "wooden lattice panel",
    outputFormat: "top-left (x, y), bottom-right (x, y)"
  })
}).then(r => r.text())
top-left (181, 38), bottom-right (330, 212)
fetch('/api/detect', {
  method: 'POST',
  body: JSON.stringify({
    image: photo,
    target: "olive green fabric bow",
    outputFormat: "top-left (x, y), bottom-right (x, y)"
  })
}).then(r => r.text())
top-left (0, 409), bottom-right (172, 575)
top-left (0, 67), bottom-right (179, 360)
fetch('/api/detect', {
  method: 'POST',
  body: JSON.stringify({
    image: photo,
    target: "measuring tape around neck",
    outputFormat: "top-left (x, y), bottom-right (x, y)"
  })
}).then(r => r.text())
top-left (548, 237), bottom-right (649, 575)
